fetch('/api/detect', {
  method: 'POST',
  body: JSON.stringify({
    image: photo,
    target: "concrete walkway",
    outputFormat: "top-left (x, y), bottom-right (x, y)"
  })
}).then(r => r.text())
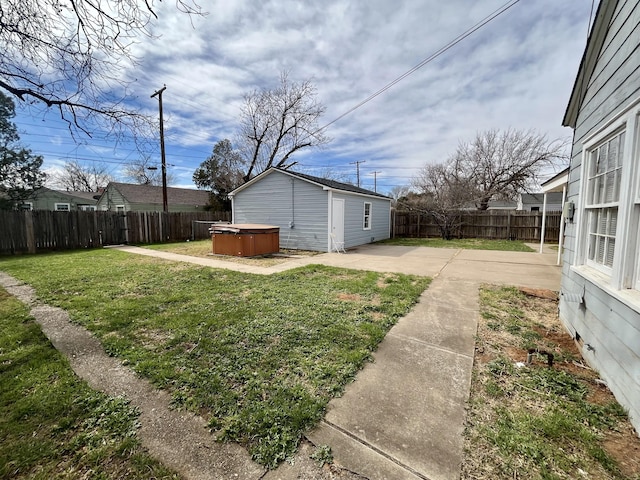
top-left (2, 244), bottom-right (562, 480)
top-left (114, 244), bottom-right (561, 480)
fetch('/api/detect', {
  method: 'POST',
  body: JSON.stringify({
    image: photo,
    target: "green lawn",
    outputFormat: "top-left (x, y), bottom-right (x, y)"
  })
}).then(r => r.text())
top-left (0, 288), bottom-right (178, 480)
top-left (0, 250), bottom-right (430, 468)
top-left (381, 237), bottom-right (535, 252)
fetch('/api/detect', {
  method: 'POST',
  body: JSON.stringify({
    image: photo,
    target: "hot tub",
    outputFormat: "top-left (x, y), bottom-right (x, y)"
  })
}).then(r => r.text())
top-left (210, 223), bottom-right (280, 257)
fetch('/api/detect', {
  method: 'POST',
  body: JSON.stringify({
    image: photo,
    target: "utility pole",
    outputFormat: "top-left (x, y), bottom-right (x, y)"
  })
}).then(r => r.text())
top-left (370, 171), bottom-right (381, 192)
top-left (350, 160), bottom-right (366, 187)
top-left (151, 85), bottom-right (168, 214)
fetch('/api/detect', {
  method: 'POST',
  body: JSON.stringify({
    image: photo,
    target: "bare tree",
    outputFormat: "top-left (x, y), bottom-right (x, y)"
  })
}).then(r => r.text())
top-left (449, 129), bottom-right (568, 210)
top-left (238, 72), bottom-right (329, 181)
top-left (388, 185), bottom-right (412, 208)
top-left (50, 160), bottom-right (113, 192)
top-left (0, 0), bottom-right (203, 138)
top-left (123, 156), bottom-right (175, 186)
top-left (412, 163), bottom-right (475, 240)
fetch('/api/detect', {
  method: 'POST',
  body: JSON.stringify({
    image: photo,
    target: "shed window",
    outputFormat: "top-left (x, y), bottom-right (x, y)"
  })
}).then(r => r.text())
top-left (363, 202), bottom-right (372, 230)
top-left (55, 203), bottom-right (70, 212)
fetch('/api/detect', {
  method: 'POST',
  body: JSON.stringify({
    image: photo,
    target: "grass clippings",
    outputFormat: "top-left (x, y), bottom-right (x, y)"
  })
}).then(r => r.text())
top-left (0, 288), bottom-right (178, 480)
top-left (463, 285), bottom-right (640, 480)
top-left (380, 237), bottom-right (535, 251)
top-left (0, 249), bottom-right (430, 469)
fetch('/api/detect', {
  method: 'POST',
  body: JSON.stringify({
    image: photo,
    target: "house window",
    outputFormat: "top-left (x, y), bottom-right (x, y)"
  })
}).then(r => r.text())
top-left (363, 202), bottom-right (372, 230)
top-left (19, 202), bottom-right (33, 211)
top-left (575, 96), bottom-right (640, 292)
top-left (55, 203), bottom-right (70, 212)
top-left (584, 130), bottom-right (624, 272)
top-left (79, 205), bottom-right (96, 211)
top-left (115, 205), bottom-right (126, 212)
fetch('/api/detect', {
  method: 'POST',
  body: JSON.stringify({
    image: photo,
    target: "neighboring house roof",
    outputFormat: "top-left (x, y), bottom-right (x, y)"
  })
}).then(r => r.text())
top-left (563, 0), bottom-right (619, 128)
top-left (485, 200), bottom-right (518, 209)
top-left (230, 167), bottom-right (391, 200)
top-left (103, 182), bottom-right (210, 206)
top-left (63, 190), bottom-right (101, 202)
top-left (520, 192), bottom-right (565, 204)
top-left (29, 187), bottom-right (98, 204)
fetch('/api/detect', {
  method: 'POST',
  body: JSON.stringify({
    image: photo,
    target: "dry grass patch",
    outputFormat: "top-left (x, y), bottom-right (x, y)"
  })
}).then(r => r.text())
top-left (463, 285), bottom-right (640, 480)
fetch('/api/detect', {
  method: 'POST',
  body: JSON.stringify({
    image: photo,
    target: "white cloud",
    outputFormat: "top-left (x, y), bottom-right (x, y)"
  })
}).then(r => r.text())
top-left (16, 0), bottom-right (594, 193)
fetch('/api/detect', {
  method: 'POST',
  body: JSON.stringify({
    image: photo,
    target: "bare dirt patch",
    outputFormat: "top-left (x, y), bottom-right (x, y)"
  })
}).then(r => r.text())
top-left (376, 273), bottom-right (400, 289)
top-left (604, 425), bottom-right (640, 479)
top-left (337, 293), bottom-right (361, 302)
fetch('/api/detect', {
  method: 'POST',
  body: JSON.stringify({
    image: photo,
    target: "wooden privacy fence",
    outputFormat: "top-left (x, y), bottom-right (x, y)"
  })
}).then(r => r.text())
top-left (392, 210), bottom-right (562, 242)
top-left (0, 210), bottom-right (230, 255)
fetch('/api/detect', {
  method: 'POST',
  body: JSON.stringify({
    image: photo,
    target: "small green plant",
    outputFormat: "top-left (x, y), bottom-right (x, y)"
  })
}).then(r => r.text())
top-left (311, 444), bottom-right (333, 467)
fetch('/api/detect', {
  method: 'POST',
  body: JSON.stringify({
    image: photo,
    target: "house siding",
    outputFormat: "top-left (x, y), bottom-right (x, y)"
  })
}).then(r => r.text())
top-left (232, 171), bottom-right (328, 251)
top-left (561, 0), bottom-right (640, 431)
top-left (335, 193), bottom-right (390, 248)
top-left (97, 187), bottom-right (128, 211)
top-left (96, 185), bottom-right (209, 212)
top-left (25, 189), bottom-right (97, 211)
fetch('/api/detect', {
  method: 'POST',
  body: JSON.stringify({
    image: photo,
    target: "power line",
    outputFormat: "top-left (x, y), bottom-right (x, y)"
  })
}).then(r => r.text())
top-left (317, 0), bottom-right (521, 133)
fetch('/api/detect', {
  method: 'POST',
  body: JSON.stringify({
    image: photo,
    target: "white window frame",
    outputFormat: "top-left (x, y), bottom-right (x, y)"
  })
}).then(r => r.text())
top-left (79, 205), bottom-right (97, 211)
top-left (583, 129), bottom-right (625, 275)
top-left (363, 202), bottom-right (372, 230)
top-left (19, 202), bottom-right (33, 211)
top-left (574, 96), bottom-right (640, 293)
top-left (54, 203), bottom-right (70, 212)
top-left (115, 205), bottom-right (126, 212)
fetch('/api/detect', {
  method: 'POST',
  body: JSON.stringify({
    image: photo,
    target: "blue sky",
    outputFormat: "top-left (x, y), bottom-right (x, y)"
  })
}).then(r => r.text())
top-left (12, 0), bottom-right (595, 194)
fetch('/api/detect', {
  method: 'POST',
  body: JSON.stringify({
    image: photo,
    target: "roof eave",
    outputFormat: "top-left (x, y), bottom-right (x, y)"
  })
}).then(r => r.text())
top-left (322, 186), bottom-right (391, 200)
top-left (563, 0), bottom-right (619, 128)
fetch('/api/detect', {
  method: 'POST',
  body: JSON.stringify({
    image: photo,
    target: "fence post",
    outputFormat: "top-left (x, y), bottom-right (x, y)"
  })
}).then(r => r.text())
top-left (25, 211), bottom-right (36, 253)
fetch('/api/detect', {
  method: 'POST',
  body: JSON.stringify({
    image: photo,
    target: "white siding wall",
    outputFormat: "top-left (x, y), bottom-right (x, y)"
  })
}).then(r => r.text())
top-left (96, 187), bottom-right (128, 211)
top-left (561, 0), bottom-right (640, 430)
top-left (233, 171), bottom-right (328, 251)
top-left (336, 193), bottom-right (391, 248)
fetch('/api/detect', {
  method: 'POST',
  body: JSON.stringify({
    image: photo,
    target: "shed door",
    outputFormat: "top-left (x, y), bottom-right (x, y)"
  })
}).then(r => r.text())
top-left (331, 198), bottom-right (345, 246)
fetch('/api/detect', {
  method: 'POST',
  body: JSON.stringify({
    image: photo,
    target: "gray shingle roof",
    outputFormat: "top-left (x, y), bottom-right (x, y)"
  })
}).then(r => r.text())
top-left (274, 168), bottom-right (390, 199)
top-left (110, 182), bottom-right (210, 206)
